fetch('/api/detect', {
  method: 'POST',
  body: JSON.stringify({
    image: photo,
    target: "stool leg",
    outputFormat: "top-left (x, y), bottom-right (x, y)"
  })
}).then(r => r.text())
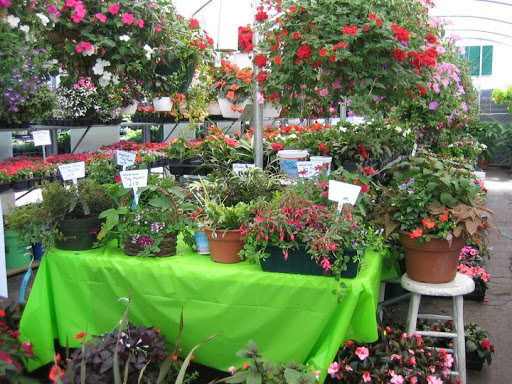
top-left (406, 292), bottom-right (421, 336)
top-left (453, 295), bottom-right (466, 384)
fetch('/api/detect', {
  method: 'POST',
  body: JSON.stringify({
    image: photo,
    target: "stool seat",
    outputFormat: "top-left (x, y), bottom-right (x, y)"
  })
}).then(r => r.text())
top-left (401, 272), bottom-right (475, 296)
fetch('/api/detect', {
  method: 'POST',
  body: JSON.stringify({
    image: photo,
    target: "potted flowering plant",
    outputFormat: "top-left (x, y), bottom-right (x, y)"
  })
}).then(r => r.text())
top-left (53, 76), bottom-right (122, 124)
top-left (211, 58), bottom-right (253, 118)
top-left (241, 168), bottom-right (385, 278)
top-left (253, 0), bottom-right (446, 118)
top-left (0, 19), bottom-right (56, 126)
top-left (373, 151), bottom-right (497, 283)
top-left (31, 0), bottom-right (213, 94)
top-left (458, 242), bottom-right (491, 301)
top-left (329, 325), bottom-right (459, 383)
top-left (98, 176), bottom-right (195, 257)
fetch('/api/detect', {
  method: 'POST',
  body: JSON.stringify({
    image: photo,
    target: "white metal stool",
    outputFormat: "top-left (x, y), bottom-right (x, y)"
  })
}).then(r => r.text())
top-left (401, 273), bottom-right (475, 384)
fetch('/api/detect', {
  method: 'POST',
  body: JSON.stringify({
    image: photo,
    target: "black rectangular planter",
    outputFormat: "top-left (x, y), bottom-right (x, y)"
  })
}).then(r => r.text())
top-left (261, 246), bottom-right (359, 278)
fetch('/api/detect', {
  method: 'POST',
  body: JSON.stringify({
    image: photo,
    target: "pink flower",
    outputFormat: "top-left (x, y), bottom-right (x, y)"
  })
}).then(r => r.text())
top-left (65, 0), bottom-right (77, 6)
top-left (71, 4), bottom-right (86, 23)
top-left (390, 354), bottom-right (402, 361)
top-left (443, 353), bottom-right (454, 368)
top-left (355, 346), bottom-right (369, 360)
top-left (122, 13), bottom-right (135, 25)
top-left (391, 373), bottom-right (404, 384)
top-left (0, 0), bottom-right (11, 8)
top-left (318, 88), bottom-right (329, 97)
top-left (137, 18), bottom-right (144, 28)
top-left (0, 352), bottom-right (13, 365)
top-left (228, 366), bottom-right (236, 374)
top-left (410, 377), bottom-right (418, 384)
top-left (95, 13), bottom-right (107, 22)
top-left (327, 362), bottom-right (340, 377)
top-left (427, 376), bottom-right (443, 384)
top-left (362, 371), bottom-right (372, 382)
top-left (344, 365), bottom-right (353, 372)
top-left (47, 4), bottom-right (58, 14)
top-left (429, 101), bottom-right (440, 110)
top-left (108, 3), bottom-right (120, 15)
top-left (155, 24), bottom-right (162, 32)
top-left (75, 41), bottom-right (93, 53)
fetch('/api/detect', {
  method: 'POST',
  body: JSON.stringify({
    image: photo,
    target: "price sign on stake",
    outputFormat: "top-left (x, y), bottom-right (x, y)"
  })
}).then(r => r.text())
top-left (328, 180), bottom-right (361, 210)
top-left (232, 163), bottom-right (255, 176)
top-left (297, 161), bottom-right (323, 178)
top-left (32, 130), bottom-right (51, 146)
top-left (58, 162), bottom-right (85, 183)
top-left (117, 150), bottom-right (136, 171)
top-left (120, 170), bottom-right (148, 207)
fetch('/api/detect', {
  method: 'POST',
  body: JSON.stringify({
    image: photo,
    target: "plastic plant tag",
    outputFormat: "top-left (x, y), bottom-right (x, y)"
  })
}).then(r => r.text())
top-left (297, 161), bottom-right (324, 178)
top-left (59, 162), bottom-right (85, 181)
top-left (328, 180), bottom-right (361, 207)
top-left (120, 170), bottom-right (148, 208)
top-left (232, 163), bottom-right (255, 176)
top-left (117, 150), bottom-right (136, 171)
top-left (32, 130), bottom-right (51, 146)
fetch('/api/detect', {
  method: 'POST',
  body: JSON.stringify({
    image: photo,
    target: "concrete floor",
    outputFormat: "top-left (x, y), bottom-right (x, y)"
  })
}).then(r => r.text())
top-left (1, 167), bottom-right (511, 383)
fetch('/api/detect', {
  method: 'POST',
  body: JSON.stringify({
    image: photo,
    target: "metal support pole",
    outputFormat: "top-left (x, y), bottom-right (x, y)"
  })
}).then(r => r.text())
top-left (252, 0), bottom-right (263, 168)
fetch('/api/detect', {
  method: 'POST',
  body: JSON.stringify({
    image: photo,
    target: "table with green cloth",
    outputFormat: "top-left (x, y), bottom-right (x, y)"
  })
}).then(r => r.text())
top-left (19, 240), bottom-right (396, 381)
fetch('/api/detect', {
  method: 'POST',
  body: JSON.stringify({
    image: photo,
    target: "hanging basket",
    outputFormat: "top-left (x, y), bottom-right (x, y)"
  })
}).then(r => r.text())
top-left (123, 232), bottom-right (177, 257)
top-left (152, 97), bottom-right (173, 112)
top-left (399, 231), bottom-right (466, 283)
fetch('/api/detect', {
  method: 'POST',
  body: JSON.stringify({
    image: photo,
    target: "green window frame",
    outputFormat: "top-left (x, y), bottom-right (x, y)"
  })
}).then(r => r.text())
top-left (461, 45), bottom-right (493, 76)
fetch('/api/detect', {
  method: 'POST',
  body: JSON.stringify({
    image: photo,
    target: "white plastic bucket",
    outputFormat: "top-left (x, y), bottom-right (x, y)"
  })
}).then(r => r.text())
top-left (310, 156), bottom-right (333, 175)
top-left (277, 150), bottom-right (309, 178)
top-left (119, 99), bottom-right (138, 115)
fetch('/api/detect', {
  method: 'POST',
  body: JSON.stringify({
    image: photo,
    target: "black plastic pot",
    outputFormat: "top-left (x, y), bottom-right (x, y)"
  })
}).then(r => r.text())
top-left (55, 217), bottom-right (103, 251)
top-left (11, 179), bottom-right (29, 191)
top-left (466, 350), bottom-right (484, 370)
top-left (261, 246), bottom-right (359, 278)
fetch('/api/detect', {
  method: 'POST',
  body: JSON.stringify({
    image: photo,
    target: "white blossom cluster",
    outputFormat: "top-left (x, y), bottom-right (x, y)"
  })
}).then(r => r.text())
top-left (54, 84), bottom-right (97, 119)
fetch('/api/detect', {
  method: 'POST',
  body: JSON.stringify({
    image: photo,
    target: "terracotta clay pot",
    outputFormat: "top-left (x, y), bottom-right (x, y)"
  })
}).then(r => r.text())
top-left (204, 227), bottom-right (243, 263)
top-left (476, 159), bottom-right (490, 170)
top-left (399, 230), bottom-right (466, 283)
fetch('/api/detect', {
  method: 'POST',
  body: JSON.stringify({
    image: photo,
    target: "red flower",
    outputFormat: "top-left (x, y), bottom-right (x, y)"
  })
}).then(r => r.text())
top-left (392, 26), bottom-right (410, 42)
top-left (368, 13), bottom-right (377, 20)
top-left (356, 142), bottom-right (368, 159)
top-left (254, 54), bottom-right (268, 68)
top-left (189, 18), bottom-right (199, 29)
top-left (257, 70), bottom-right (268, 84)
top-left (255, 9), bottom-right (268, 22)
top-left (292, 32), bottom-right (301, 40)
top-left (360, 184), bottom-right (370, 193)
top-left (425, 32), bottom-right (437, 44)
top-left (376, 19), bottom-right (383, 27)
top-left (481, 339), bottom-right (491, 350)
top-left (392, 48), bottom-right (407, 63)
top-left (363, 25), bottom-right (370, 32)
top-left (342, 25), bottom-right (358, 36)
top-left (416, 84), bottom-right (427, 96)
top-left (410, 228), bottom-right (423, 239)
top-left (271, 142), bottom-right (284, 151)
top-left (74, 331), bottom-right (88, 339)
top-left (318, 48), bottom-right (328, 57)
top-left (318, 143), bottom-right (330, 154)
top-left (422, 218), bottom-right (436, 229)
top-left (274, 56), bottom-right (283, 65)
top-left (297, 44), bottom-right (312, 59)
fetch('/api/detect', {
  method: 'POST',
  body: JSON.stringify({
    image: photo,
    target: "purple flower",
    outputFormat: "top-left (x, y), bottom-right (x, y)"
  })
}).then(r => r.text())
top-left (137, 236), bottom-right (154, 247)
top-left (429, 101), bottom-right (440, 110)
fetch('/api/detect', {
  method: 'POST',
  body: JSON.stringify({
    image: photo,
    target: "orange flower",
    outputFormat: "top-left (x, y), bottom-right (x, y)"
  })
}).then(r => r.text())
top-left (410, 228), bottom-right (423, 238)
top-left (226, 90), bottom-right (235, 100)
top-left (440, 210), bottom-right (448, 222)
top-left (229, 84), bottom-right (239, 91)
top-left (422, 218), bottom-right (435, 229)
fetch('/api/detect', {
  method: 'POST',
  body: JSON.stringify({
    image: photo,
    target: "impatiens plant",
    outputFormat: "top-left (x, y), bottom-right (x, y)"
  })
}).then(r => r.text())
top-left (328, 326), bottom-right (459, 383)
top-left (254, 0), bottom-right (447, 117)
top-left (211, 59), bottom-right (254, 111)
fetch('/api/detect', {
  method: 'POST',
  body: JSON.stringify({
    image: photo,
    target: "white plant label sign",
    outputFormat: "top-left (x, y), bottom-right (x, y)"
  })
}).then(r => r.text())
top-left (32, 130), bottom-right (51, 146)
top-left (59, 162), bottom-right (85, 182)
top-left (117, 150), bottom-right (136, 171)
top-left (328, 180), bottom-right (361, 208)
top-left (232, 163), bottom-right (255, 176)
top-left (120, 169), bottom-right (148, 206)
top-left (297, 161), bottom-right (323, 178)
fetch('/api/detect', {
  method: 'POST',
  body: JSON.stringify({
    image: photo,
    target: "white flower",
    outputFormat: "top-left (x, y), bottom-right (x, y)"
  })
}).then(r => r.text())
top-left (92, 58), bottom-right (111, 75)
top-left (99, 71), bottom-right (113, 87)
top-left (119, 35), bottom-right (130, 41)
top-left (36, 13), bottom-right (50, 26)
top-left (83, 47), bottom-right (95, 56)
top-left (6, 15), bottom-right (20, 28)
top-left (19, 25), bottom-right (30, 34)
top-left (111, 74), bottom-right (120, 85)
top-left (143, 44), bottom-right (154, 60)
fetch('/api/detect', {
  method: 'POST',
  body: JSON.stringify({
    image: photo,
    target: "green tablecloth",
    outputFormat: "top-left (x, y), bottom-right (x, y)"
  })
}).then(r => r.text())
top-left (19, 241), bottom-right (390, 381)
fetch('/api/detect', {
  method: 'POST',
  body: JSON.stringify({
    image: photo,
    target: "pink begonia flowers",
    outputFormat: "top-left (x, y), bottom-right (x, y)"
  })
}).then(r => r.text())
top-left (355, 346), bottom-right (369, 360)
top-left (121, 13), bottom-right (135, 25)
top-left (137, 19), bottom-right (144, 28)
top-left (0, 0), bottom-right (12, 9)
top-left (95, 13), bottom-right (107, 22)
top-left (108, 3), bottom-right (120, 16)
